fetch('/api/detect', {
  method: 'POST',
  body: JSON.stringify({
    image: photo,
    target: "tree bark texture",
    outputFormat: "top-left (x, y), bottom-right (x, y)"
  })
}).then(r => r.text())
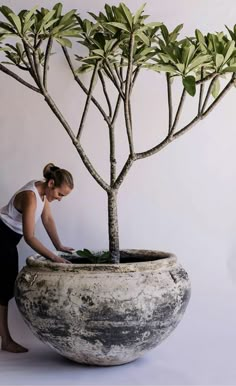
top-left (108, 190), bottom-right (120, 263)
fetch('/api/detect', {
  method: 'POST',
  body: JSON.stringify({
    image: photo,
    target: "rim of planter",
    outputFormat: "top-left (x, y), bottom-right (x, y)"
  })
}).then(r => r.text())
top-left (26, 249), bottom-right (177, 272)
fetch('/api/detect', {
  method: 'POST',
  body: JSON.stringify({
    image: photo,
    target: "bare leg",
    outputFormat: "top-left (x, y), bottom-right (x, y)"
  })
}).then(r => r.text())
top-left (0, 304), bottom-right (28, 353)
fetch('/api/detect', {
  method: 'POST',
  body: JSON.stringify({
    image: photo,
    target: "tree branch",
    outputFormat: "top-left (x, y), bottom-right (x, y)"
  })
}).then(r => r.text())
top-left (0, 63), bottom-right (41, 93)
top-left (198, 66), bottom-right (205, 116)
top-left (74, 142), bottom-right (111, 192)
top-left (43, 37), bottom-right (53, 89)
top-left (16, 64), bottom-right (28, 71)
top-left (200, 74), bottom-right (218, 114)
top-left (201, 74), bottom-right (235, 119)
top-left (111, 58), bottom-right (124, 125)
top-left (98, 69), bottom-right (112, 118)
top-left (104, 59), bottom-right (125, 98)
top-left (166, 73), bottom-right (173, 134)
top-left (170, 88), bottom-right (186, 135)
top-left (40, 89), bottom-right (111, 192)
top-left (195, 71), bottom-right (217, 85)
top-left (32, 49), bottom-right (48, 100)
top-left (22, 40), bottom-right (39, 84)
top-left (113, 155), bottom-right (135, 189)
top-left (77, 61), bottom-right (99, 140)
top-left (136, 75), bottom-right (235, 160)
top-left (131, 66), bottom-right (141, 90)
top-left (109, 123), bottom-right (116, 186)
top-left (114, 62), bottom-right (123, 85)
top-left (124, 34), bottom-right (135, 157)
top-left (62, 47), bottom-right (111, 126)
top-left (112, 94), bottom-right (122, 126)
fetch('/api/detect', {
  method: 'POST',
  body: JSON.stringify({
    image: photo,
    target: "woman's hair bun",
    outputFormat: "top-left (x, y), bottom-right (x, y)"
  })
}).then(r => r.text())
top-left (43, 162), bottom-right (74, 189)
top-left (43, 163), bottom-right (58, 179)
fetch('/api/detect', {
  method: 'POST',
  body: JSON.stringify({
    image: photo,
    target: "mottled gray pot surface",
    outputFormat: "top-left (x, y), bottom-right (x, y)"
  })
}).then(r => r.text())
top-left (15, 250), bottom-right (191, 366)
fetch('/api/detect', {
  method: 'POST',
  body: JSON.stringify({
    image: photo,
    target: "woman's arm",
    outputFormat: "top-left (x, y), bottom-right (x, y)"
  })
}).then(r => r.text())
top-left (41, 199), bottom-right (74, 253)
top-left (21, 191), bottom-right (69, 263)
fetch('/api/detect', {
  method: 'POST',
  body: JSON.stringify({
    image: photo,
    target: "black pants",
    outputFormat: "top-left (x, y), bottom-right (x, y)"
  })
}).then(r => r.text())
top-left (0, 219), bottom-right (22, 306)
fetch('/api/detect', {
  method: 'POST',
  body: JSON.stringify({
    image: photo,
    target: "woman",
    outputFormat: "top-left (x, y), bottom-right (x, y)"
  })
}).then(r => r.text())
top-left (0, 163), bottom-right (74, 353)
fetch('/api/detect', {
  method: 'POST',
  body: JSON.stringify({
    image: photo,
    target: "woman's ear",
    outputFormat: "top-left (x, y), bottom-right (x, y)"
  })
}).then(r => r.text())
top-left (48, 179), bottom-right (55, 189)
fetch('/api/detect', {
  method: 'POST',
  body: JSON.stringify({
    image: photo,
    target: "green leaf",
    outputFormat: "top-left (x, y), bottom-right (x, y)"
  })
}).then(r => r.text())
top-left (137, 46), bottom-right (154, 56)
top-left (103, 23), bottom-right (117, 34)
top-left (0, 60), bottom-right (16, 63)
top-left (120, 3), bottom-right (133, 29)
top-left (169, 24), bottom-right (183, 42)
top-left (58, 29), bottom-right (80, 37)
top-left (60, 10), bottom-right (76, 25)
top-left (23, 18), bottom-right (35, 34)
top-left (223, 40), bottom-right (235, 64)
top-left (182, 44), bottom-right (195, 67)
top-left (211, 77), bottom-right (220, 98)
top-left (150, 63), bottom-right (177, 73)
top-left (80, 56), bottom-right (102, 63)
top-left (176, 63), bottom-right (185, 73)
top-left (215, 53), bottom-right (224, 69)
top-left (8, 13), bottom-right (22, 34)
top-left (0, 22), bottom-right (15, 34)
top-left (158, 52), bottom-right (172, 63)
top-left (76, 249), bottom-right (91, 258)
top-left (106, 22), bottom-right (129, 32)
top-left (93, 32), bottom-right (106, 49)
top-left (112, 6), bottom-right (127, 23)
top-left (104, 4), bottom-right (113, 21)
top-left (5, 43), bottom-right (17, 52)
top-left (16, 42), bottom-right (23, 56)
top-left (0, 6), bottom-right (15, 23)
top-left (138, 22), bottom-right (162, 33)
top-left (182, 75), bottom-right (196, 96)
top-left (222, 65), bottom-right (236, 73)
top-left (92, 49), bottom-right (104, 57)
top-left (187, 54), bottom-right (211, 72)
top-left (44, 18), bottom-right (59, 31)
top-left (75, 249), bottom-right (111, 264)
top-left (104, 38), bottom-right (118, 52)
top-left (24, 6), bottom-right (38, 24)
top-left (160, 24), bottom-right (169, 43)
top-left (87, 12), bottom-right (99, 22)
top-left (41, 10), bottom-right (56, 26)
top-left (144, 21), bottom-right (162, 29)
top-left (51, 24), bottom-right (66, 35)
top-left (55, 37), bottom-right (72, 48)
top-left (135, 31), bottom-right (149, 45)
top-left (133, 3), bottom-right (146, 25)
top-left (195, 29), bottom-right (205, 44)
top-left (76, 64), bottom-right (94, 73)
top-left (53, 3), bottom-right (63, 19)
top-left (225, 25), bottom-right (235, 40)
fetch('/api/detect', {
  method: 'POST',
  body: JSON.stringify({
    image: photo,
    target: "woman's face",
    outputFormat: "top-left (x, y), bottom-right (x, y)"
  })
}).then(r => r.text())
top-left (46, 180), bottom-right (72, 202)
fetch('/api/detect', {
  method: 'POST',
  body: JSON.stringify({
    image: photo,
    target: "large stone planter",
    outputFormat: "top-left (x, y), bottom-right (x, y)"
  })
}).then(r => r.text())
top-left (15, 250), bottom-right (190, 366)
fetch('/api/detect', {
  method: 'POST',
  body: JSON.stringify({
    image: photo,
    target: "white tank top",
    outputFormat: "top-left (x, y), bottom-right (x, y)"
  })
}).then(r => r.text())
top-left (0, 180), bottom-right (45, 234)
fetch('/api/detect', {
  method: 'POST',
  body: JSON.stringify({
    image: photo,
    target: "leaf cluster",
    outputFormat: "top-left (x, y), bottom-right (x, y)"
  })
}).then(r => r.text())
top-left (148, 26), bottom-right (236, 96)
top-left (76, 249), bottom-right (111, 264)
top-left (74, 3), bottom-right (161, 73)
top-left (1, 3), bottom-right (236, 97)
top-left (0, 3), bottom-right (79, 68)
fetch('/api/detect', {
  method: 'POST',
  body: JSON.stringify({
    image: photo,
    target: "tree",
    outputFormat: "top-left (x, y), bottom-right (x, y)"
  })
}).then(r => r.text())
top-left (1, 3), bottom-right (236, 263)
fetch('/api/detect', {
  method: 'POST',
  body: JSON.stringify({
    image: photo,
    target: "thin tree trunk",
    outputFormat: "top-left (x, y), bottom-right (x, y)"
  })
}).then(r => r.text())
top-left (108, 190), bottom-right (120, 263)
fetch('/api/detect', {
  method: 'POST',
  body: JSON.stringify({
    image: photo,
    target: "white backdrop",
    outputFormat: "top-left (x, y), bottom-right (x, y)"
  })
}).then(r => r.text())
top-left (1, 0), bottom-right (236, 384)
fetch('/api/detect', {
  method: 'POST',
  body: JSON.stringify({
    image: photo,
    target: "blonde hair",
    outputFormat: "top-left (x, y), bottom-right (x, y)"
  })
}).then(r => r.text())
top-left (43, 163), bottom-right (74, 189)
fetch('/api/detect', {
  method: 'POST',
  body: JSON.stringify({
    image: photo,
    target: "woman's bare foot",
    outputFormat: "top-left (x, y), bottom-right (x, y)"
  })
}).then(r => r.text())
top-left (1, 340), bottom-right (28, 353)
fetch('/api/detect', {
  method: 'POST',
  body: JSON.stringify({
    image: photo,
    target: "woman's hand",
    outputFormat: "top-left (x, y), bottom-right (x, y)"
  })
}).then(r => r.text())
top-left (58, 245), bottom-right (75, 254)
top-left (50, 254), bottom-right (72, 264)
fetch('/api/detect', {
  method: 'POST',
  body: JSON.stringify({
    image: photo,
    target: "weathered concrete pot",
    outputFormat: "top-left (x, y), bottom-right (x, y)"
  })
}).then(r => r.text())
top-left (15, 250), bottom-right (190, 366)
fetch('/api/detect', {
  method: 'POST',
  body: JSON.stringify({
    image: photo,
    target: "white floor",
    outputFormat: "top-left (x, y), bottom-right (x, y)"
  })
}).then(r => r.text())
top-left (1, 293), bottom-right (236, 386)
